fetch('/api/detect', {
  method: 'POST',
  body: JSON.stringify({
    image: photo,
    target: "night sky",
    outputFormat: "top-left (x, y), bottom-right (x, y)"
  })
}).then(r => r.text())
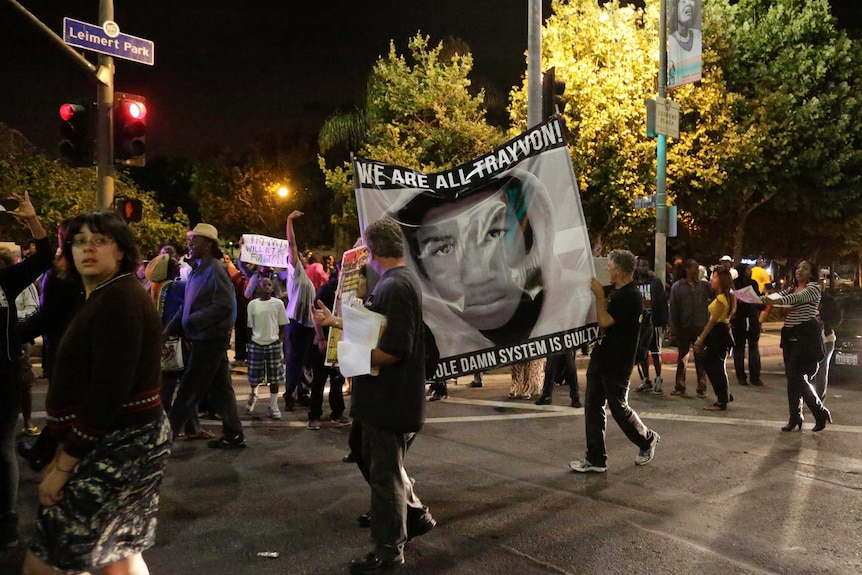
top-left (0, 0), bottom-right (858, 159)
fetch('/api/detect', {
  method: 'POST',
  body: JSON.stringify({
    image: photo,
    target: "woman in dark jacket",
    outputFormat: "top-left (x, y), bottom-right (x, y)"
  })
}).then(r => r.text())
top-left (761, 259), bottom-right (831, 432)
top-left (24, 211), bottom-right (170, 575)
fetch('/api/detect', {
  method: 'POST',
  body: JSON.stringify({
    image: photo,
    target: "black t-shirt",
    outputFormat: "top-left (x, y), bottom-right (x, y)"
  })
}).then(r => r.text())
top-left (350, 266), bottom-right (426, 433)
top-left (589, 281), bottom-right (643, 376)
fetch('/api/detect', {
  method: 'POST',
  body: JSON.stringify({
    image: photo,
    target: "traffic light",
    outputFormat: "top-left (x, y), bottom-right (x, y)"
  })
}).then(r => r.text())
top-left (59, 100), bottom-right (94, 167)
top-left (114, 196), bottom-right (143, 223)
top-left (542, 67), bottom-right (567, 120)
top-left (114, 92), bottom-right (147, 167)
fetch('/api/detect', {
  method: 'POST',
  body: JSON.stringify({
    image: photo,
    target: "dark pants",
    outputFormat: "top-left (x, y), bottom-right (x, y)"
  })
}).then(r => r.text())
top-left (782, 340), bottom-right (828, 421)
top-left (234, 312), bottom-right (249, 362)
top-left (169, 338), bottom-right (243, 438)
top-left (308, 343), bottom-right (345, 421)
top-left (161, 371), bottom-right (200, 435)
top-left (702, 345), bottom-right (730, 405)
top-left (814, 336), bottom-right (835, 401)
top-left (584, 363), bottom-right (654, 467)
top-left (362, 423), bottom-right (431, 561)
top-left (731, 314), bottom-right (761, 382)
top-left (674, 326), bottom-right (707, 393)
top-left (284, 320), bottom-right (315, 406)
top-left (0, 362), bottom-right (21, 541)
top-left (540, 351), bottom-right (580, 402)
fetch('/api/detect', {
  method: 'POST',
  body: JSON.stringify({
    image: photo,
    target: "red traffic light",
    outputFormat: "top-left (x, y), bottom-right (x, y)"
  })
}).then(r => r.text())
top-left (59, 103), bottom-right (84, 122)
top-left (122, 100), bottom-right (147, 121)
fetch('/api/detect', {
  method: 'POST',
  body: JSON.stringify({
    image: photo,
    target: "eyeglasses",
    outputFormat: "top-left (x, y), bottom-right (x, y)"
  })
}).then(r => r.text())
top-left (70, 236), bottom-right (115, 248)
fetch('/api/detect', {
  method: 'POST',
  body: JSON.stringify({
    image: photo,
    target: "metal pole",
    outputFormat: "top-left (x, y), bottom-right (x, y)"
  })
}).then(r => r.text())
top-left (527, 0), bottom-right (542, 129)
top-left (96, 0), bottom-right (115, 208)
top-left (654, 0), bottom-right (668, 283)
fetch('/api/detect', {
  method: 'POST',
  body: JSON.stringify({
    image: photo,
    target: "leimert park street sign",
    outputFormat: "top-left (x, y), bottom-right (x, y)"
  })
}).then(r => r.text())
top-left (63, 17), bottom-right (154, 66)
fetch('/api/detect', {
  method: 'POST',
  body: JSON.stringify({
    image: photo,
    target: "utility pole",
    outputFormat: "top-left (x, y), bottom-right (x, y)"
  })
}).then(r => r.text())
top-left (654, 0), bottom-right (669, 284)
top-left (96, 0), bottom-right (115, 209)
top-left (527, 0), bottom-right (542, 129)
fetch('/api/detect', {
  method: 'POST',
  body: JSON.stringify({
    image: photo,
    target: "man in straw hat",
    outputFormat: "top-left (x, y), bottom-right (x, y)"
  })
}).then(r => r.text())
top-left (165, 223), bottom-right (246, 449)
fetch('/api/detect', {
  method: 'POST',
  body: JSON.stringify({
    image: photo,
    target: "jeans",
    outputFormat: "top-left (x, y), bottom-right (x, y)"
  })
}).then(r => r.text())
top-left (540, 351), bottom-right (579, 402)
top-left (284, 320), bottom-right (315, 405)
top-left (169, 337), bottom-right (243, 438)
top-left (0, 362), bottom-right (21, 540)
top-left (731, 314), bottom-right (761, 382)
top-left (782, 339), bottom-right (828, 420)
top-left (362, 423), bottom-right (430, 561)
top-left (584, 364), bottom-right (653, 467)
top-left (813, 335), bottom-right (835, 401)
top-left (673, 326), bottom-right (707, 392)
top-left (308, 343), bottom-right (345, 421)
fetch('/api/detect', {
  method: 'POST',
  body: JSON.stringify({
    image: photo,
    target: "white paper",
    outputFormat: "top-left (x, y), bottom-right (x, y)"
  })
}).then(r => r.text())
top-left (766, 292), bottom-right (791, 307)
top-left (336, 303), bottom-right (387, 377)
top-left (733, 286), bottom-right (762, 305)
top-left (336, 341), bottom-right (374, 377)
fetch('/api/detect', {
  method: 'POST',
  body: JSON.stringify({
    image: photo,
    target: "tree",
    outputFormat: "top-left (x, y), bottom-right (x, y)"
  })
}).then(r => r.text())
top-left (319, 34), bottom-right (505, 251)
top-left (0, 123), bottom-right (189, 257)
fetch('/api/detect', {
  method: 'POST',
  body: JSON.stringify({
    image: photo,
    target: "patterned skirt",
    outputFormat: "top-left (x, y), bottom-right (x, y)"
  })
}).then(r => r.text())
top-left (29, 413), bottom-right (172, 573)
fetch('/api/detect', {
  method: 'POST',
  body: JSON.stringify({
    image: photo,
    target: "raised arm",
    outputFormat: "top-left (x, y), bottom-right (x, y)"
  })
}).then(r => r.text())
top-left (285, 210), bottom-right (303, 268)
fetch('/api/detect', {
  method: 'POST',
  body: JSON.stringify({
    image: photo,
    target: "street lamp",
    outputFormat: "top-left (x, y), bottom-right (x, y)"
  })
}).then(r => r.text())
top-left (277, 186), bottom-right (289, 198)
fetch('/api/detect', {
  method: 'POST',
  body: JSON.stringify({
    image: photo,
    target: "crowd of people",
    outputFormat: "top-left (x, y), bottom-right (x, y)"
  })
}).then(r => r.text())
top-left (0, 191), bottom-right (840, 574)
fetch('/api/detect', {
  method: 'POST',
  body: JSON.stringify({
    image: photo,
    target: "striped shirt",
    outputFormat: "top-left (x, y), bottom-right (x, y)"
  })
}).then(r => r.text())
top-left (774, 282), bottom-right (821, 328)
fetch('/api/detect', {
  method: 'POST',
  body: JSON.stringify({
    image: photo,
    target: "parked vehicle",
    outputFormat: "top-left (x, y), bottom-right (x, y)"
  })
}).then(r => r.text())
top-left (830, 288), bottom-right (862, 380)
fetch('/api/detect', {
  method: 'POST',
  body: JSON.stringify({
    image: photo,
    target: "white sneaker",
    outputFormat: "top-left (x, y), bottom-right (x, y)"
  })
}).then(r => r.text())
top-left (569, 459), bottom-right (607, 473)
top-left (652, 377), bottom-right (663, 394)
top-left (267, 407), bottom-right (281, 420)
top-left (635, 432), bottom-right (661, 466)
top-left (246, 388), bottom-right (259, 413)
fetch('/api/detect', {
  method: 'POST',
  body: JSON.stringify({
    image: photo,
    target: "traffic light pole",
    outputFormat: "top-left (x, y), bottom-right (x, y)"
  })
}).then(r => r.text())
top-left (654, 0), bottom-right (669, 286)
top-left (97, 0), bottom-right (115, 209)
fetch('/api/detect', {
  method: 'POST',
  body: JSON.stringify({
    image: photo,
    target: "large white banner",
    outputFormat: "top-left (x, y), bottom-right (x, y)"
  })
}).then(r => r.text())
top-left (354, 117), bottom-right (597, 379)
top-left (668, 0), bottom-right (703, 88)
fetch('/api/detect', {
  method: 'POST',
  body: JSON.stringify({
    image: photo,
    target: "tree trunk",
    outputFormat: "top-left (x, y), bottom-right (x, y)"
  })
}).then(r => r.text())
top-left (731, 206), bottom-right (748, 262)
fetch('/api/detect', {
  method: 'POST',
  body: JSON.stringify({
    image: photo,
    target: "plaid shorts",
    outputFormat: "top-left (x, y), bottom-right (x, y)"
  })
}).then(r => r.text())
top-left (247, 341), bottom-right (285, 385)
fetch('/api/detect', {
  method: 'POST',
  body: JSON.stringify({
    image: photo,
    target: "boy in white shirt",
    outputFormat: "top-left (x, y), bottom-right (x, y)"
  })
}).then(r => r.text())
top-left (246, 278), bottom-right (289, 419)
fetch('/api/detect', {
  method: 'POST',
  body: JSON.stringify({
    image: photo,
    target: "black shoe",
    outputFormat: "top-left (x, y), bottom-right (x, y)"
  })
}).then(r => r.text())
top-left (571, 400), bottom-right (582, 408)
top-left (750, 378), bottom-right (764, 386)
top-left (407, 516), bottom-right (436, 542)
top-left (428, 393), bottom-right (447, 402)
top-left (343, 452), bottom-right (358, 463)
top-left (468, 381), bottom-right (483, 388)
top-left (535, 396), bottom-right (552, 405)
top-left (357, 512), bottom-right (371, 528)
top-left (207, 434), bottom-right (247, 449)
top-left (348, 552), bottom-right (404, 574)
top-left (737, 379), bottom-right (750, 386)
top-left (782, 417), bottom-right (803, 432)
top-left (812, 408), bottom-right (832, 432)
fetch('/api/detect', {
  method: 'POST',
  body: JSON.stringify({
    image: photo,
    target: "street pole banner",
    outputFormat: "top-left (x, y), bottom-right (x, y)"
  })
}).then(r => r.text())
top-left (239, 234), bottom-right (290, 268)
top-left (353, 117), bottom-right (597, 379)
top-left (667, 0), bottom-right (703, 88)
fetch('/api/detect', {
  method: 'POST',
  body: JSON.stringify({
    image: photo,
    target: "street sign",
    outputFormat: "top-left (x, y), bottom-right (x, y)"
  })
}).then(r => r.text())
top-left (634, 195), bottom-right (656, 209)
top-left (654, 97), bottom-right (680, 139)
top-left (63, 17), bottom-right (154, 66)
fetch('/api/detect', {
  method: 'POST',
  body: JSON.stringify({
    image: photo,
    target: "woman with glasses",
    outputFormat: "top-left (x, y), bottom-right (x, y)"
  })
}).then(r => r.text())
top-left (25, 211), bottom-right (170, 575)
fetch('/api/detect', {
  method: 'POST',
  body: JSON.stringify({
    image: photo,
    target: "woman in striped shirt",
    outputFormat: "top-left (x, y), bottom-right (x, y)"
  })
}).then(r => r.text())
top-left (762, 260), bottom-right (831, 432)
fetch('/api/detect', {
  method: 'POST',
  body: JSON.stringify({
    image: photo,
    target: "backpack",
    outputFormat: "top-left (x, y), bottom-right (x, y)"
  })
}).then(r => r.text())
top-left (634, 310), bottom-right (654, 364)
top-left (819, 292), bottom-right (843, 333)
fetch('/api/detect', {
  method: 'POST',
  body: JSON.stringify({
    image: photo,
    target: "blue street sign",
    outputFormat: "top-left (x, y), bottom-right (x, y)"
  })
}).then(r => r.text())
top-left (63, 17), bottom-right (154, 66)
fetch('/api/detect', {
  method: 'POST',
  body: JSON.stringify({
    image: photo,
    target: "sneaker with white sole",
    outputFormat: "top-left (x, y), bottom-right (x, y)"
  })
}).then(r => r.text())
top-left (267, 407), bottom-right (282, 420)
top-left (634, 380), bottom-right (653, 392)
top-left (635, 432), bottom-right (660, 466)
top-left (329, 416), bottom-right (351, 426)
top-left (569, 459), bottom-right (607, 473)
top-left (246, 387), bottom-right (259, 413)
top-left (307, 419), bottom-right (321, 430)
top-left (652, 377), bottom-right (663, 394)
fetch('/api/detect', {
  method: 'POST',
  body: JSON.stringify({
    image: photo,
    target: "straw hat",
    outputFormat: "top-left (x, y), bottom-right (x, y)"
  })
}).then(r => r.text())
top-left (145, 254), bottom-right (170, 282)
top-left (187, 223), bottom-right (219, 243)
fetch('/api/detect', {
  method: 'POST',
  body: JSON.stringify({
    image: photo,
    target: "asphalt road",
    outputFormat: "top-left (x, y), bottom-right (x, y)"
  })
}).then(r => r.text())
top-left (5, 325), bottom-right (862, 575)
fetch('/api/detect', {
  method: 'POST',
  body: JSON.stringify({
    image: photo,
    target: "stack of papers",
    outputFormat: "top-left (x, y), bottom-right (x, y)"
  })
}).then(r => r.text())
top-left (337, 303), bottom-right (387, 377)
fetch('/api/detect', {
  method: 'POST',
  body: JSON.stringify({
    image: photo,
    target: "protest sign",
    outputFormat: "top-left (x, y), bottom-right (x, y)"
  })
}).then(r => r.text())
top-left (325, 245), bottom-right (369, 365)
top-left (354, 117), bottom-right (597, 378)
top-left (240, 234), bottom-right (290, 268)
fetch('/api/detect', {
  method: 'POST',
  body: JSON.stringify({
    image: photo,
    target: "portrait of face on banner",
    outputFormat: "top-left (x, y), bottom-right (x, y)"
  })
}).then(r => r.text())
top-left (354, 120), bottom-right (598, 378)
top-left (668, 0), bottom-right (703, 88)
